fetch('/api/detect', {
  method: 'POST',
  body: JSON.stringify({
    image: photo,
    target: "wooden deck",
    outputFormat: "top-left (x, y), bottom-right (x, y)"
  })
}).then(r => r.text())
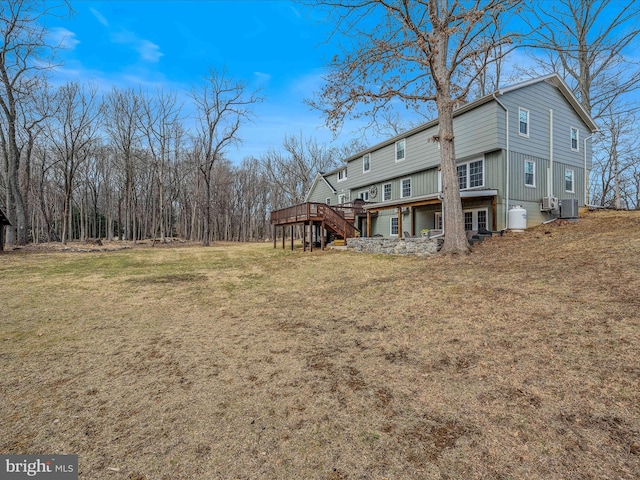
top-left (270, 202), bottom-right (364, 251)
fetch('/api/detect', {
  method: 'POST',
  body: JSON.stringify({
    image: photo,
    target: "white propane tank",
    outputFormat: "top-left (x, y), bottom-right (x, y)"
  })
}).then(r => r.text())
top-left (508, 205), bottom-right (527, 232)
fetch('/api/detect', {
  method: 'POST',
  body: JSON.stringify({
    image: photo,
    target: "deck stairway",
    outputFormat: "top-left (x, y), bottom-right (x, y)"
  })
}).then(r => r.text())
top-left (270, 202), bottom-right (361, 239)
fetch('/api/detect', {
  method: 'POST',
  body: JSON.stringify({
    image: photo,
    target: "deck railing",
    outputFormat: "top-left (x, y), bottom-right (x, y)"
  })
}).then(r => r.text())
top-left (270, 202), bottom-right (361, 239)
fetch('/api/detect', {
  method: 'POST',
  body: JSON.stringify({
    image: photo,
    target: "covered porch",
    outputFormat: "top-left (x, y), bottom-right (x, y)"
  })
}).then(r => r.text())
top-left (362, 189), bottom-right (499, 238)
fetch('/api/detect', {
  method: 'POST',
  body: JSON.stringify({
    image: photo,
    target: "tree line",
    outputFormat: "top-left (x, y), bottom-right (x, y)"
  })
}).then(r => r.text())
top-left (2, 0), bottom-right (640, 250)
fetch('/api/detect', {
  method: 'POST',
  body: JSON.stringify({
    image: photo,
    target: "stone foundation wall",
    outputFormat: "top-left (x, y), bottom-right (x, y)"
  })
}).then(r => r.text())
top-left (346, 237), bottom-right (438, 256)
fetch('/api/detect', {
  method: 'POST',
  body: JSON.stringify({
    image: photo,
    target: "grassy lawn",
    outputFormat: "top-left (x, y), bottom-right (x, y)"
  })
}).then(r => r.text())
top-left (1, 210), bottom-right (639, 479)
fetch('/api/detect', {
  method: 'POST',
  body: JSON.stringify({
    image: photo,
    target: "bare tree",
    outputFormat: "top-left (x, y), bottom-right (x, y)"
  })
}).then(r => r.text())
top-left (139, 88), bottom-right (183, 242)
top-left (190, 69), bottom-right (261, 246)
top-left (45, 82), bottom-right (103, 244)
top-left (306, 0), bottom-right (522, 254)
top-left (0, 0), bottom-right (70, 245)
top-left (260, 132), bottom-right (346, 207)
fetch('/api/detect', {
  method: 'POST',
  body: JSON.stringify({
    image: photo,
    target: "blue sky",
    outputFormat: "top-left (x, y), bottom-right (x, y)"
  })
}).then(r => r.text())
top-left (46, 0), bottom-right (351, 163)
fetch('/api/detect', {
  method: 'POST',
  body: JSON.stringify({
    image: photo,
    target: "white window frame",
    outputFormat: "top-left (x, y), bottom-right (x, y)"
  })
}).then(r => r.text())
top-left (570, 127), bottom-right (579, 152)
top-left (338, 193), bottom-right (349, 204)
top-left (524, 159), bottom-right (536, 187)
top-left (434, 212), bottom-right (443, 230)
top-left (519, 108), bottom-right (530, 137)
top-left (457, 158), bottom-right (484, 191)
top-left (337, 168), bottom-right (347, 182)
top-left (565, 168), bottom-right (575, 193)
top-left (383, 182), bottom-right (392, 201)
top-left (390, 217), bottom-right (398, 236)
top-left (326, 197), bottom-right (331, 205)
top-left (463, 208), bottom-right (489, 231)
top-left (358, 190), bottom-right (369, 201)
top-left (395, 139), bottom-right (406, 162)
top-left (363, 153), bottom-right (371, 173)
top-left (400, 177), bottom-right (411, 198)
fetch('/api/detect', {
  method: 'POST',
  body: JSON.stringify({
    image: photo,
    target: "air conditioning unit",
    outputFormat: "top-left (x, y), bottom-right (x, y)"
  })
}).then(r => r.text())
top-left (560, 198), bottom-right (579, 219)
top-left (541, 196), bottom-right (558, 211)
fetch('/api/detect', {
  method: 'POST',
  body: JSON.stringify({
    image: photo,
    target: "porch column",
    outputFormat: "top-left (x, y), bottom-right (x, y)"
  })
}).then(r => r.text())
top-left (397, 207), bottom-right (403, 238)
top-left (367, 211), bottom-right (371, 237)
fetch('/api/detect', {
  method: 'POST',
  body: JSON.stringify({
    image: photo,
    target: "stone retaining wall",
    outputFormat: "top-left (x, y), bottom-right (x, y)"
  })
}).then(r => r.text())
top-left (346, 237), bottom-right (438, 256)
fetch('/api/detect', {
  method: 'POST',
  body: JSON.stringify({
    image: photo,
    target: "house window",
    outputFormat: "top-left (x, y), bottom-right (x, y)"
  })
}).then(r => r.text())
top-left (363, 153), bottom-right (371, 173)
top-left (464, 208), bottom-right (488, 231)
top-left (457, 158), bottom-right (484, 190)
top-left (337, 168), bottom-right (347, 182)
top-left (524, 159), bottom-right (535, 187)
top-left (326, 198), bottom-right (331, 206)
top-left (383, 182), bottom-right (392, 201)
top-left (458, 164), bottom-right (467, 190)
top-left (519, 108), bottom-right (529, 136)
top-left (565, 168), bottom-right (575, 193)
top-left (434, 212), bottom-right (442, 230)
top-left (390, 217), bottom-right (398, 236)
top-left (395, 139), bottom-right (406, 162)
top-left (358, 190), bottom-right (369, 201)
top-left (571, 127), bottom-right (579, 151)
top-left (338, 193), bottom-right (348, 204)
top-left (401, 178), bottom-right (411, 198)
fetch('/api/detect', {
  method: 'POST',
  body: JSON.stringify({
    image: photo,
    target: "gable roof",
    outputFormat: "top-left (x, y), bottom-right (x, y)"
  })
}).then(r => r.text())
top-left (304, 172), bottom-right (337, 202)
top-left (0, 208), bottom-right (11, 226)
top-left (342, 73), bottom-right (598, 164)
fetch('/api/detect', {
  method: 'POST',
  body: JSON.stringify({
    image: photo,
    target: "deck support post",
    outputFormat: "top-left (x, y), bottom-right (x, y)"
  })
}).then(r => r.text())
top-left (321, 221), bottom-right (325, 250)
top-left (273, 225), bottom-right (276, 249)
top-left (282, 226), bottom-right (285, 249)
top-left (303, 222), bottom-right (307, 252)
top-left (309, 220), bottom-right (314, 252)
top-left (290, 225), bottom-right (294, 251)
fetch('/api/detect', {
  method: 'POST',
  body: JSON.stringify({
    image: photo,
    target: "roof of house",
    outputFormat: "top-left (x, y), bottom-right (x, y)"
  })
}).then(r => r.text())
top-left (326, 73), bottom-right (598, 171)
top-left (304, 172), bottom-right (337, 202)
top-left (0, 208), bottom-right (11, 226)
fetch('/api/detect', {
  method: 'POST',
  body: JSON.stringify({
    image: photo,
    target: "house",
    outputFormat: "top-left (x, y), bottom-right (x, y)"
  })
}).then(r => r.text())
top-left (271, 74), bottom-right (598, 247)
top-left (0, 207), bottom-right (11, 252)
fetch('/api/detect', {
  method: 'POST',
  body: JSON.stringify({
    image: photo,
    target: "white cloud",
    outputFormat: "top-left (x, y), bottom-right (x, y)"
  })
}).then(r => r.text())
top-left (48, 27), bottom-right (80, 50)
top-left (89, 7), bottom-right (109, 27)
top-left (112, 30), bottom-right (164, 63)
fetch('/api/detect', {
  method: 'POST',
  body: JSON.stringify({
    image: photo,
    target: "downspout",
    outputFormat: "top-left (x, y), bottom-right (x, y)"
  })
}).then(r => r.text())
top-left (429, 193), bottom-right (445, 239)
top-left (493, 93), bottom-right (509, 229)
top-left (549, 109), bottom-right (554, 199)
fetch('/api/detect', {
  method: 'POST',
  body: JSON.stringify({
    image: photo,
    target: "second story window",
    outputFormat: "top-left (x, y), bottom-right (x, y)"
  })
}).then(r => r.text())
top-left (401, 178), bottom-right (411, 198)
top-left (337, 168), bottom-right (347, 182)
top-left (571, 127), bottom-right (579, 151)
top-left (519, 108), bottom-right (529, 136)
top-left (395, 139), bottom-right (406, 162)
top-left (363, 153), bottom-right (371, 172)
top-left (383, 182), bottom-right (392, 201)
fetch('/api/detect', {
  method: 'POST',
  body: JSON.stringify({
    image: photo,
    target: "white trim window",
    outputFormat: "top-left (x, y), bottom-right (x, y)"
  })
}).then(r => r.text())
top-left (464, 208), bottom-right (488, 231)
top-left (383, 182), bottom-right (392, 201)
top-left (363, 153), bottom-right (371, 173)
top-left (519, 108), bottom-right (529, 137)
top-left (434, 212), bottom-right (443, 230)
top-left (390, 217), bottom-right (398, 236)
top-left (395, 139), bottom-right (406, 162)
top-left (524, 159), bottom-right (536, 187)
top-left (457, 158), bottom-right (484, 190)
top-left (571, 127), bottom-right (579, 151)
top-left (358, 190), bottom-right (369, 201)
top-left (337, 168), bottom-right (347, 182)
top-left (401, 177), bottom-right (411, 198)
top-left (565, 168), bottom-right (575, 193)
top-left (338, 193), bottom-right (349, 204)
top-left (326, 197), bottom-right (331, 205)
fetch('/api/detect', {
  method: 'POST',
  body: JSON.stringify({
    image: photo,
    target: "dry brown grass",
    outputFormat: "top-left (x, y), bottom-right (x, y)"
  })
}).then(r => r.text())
top-left (1, 209), bottom-right (639, 479)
